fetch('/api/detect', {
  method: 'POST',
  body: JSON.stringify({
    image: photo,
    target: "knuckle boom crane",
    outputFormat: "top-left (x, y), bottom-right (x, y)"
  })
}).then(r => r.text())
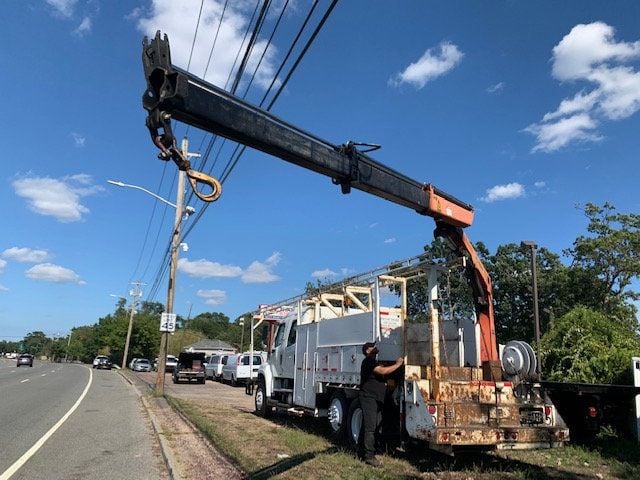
top-left (141, 31), bottom-right (567, 452)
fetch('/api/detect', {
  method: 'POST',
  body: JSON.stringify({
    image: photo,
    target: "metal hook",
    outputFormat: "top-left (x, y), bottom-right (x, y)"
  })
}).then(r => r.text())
top-left (186, 169), bottom-right (223, 203)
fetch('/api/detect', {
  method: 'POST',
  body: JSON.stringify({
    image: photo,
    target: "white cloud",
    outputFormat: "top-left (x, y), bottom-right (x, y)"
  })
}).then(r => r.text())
top-left (486, 82), bottom-right (504, 93)
top-left (369, 222), bottom-right (378, 228)
top-left (481, 183), bottom-right (525, 203)
top-left (0, 284), bottom-right (8, 292)
top-left (0, 259), bottom-right (6, 273)
top-left (46, 0), bottom-right (78, 17)
top-left (12, 174), bottom-right (103, 222)
top-left (242, 252), bottom-right (281, 284)
top-left (389, 42), bottom-right (463, 89)
top-left (125, 7), bottom-right (143, 21)
top-left (534, 181), bottom-right (546, 188)
top-left (197, 289), bottom-right (227, 305)
top-left (525, 113), bottom-right (601, 153)
top-left (73, 17), bottom-right (92, 36)
top-left (527, 22), bottom-right (640, 152)
top-left (71, 132), bottom-right (86, 147)
top-left (25, 263), bottom-right (84, 284)
top-left (311, 268), bottom-right (337, 279)
top-left (2, 248), bottom-right (51, 263)
top-left (340, 268), bottom-right (354, 277)
top-left (383, 237), bottom-right (396, 244)
top-left (551, 22), bottom-right (640, 81)
top-left (178, 258), bottom-right (242, 278)
top-left (137, 0), bottom-right (279, 89)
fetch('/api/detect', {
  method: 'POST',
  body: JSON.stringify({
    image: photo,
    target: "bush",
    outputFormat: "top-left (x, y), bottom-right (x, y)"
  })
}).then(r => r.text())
top-left (540, 306), bottom-right (640, 384)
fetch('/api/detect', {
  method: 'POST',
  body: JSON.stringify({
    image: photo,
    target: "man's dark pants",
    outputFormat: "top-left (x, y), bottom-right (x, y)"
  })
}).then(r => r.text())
top-left (359, 393), bottom-right (382, 459)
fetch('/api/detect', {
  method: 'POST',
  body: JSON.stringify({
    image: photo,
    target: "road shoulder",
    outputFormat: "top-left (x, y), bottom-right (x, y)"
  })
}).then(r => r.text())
top-left (121, 371), bottom-right (243, 480)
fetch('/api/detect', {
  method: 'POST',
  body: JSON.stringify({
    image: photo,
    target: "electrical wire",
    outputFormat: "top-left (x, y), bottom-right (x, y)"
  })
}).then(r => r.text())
top-left (181, 0), bottom-right (337, 243)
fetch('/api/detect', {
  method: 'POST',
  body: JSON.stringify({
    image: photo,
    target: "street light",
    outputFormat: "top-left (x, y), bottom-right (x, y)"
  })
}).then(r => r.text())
top-left (107, 180), bottom-right (196, 217)
top-left (520, 240), bottom-right (541, 379)
top-left (239, 318), bottom-right (245, 353)
top-left (110, 284), bottom-right (143, 370)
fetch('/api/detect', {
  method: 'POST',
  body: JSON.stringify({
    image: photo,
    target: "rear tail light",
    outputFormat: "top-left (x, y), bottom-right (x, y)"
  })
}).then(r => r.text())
top-left (237, 357), bottom-right (242, 365)
top-left (544, 405), bottom-right (552, 417)
top-left (428, 405), bottom-right (437, 415)
top-left (588, 407), bottom-right (598, 418)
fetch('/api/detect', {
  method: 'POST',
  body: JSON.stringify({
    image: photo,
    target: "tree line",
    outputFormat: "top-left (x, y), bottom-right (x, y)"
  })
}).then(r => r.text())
top-left (1, 300), bottom-right (261, 367)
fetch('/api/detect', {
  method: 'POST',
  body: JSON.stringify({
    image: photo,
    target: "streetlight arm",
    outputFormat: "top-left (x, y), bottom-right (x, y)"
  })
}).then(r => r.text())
top-left (107, 180), bottom-right (178, 209)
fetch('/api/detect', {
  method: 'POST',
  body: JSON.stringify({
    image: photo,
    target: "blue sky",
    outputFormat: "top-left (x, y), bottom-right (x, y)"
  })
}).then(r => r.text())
top-left (1, 0), bottom-right (639, 340)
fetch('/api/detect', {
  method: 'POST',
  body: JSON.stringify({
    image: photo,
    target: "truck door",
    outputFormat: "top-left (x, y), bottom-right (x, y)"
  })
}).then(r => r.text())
top-left (270, 320), bottom-right (288, 379)
top-left (280, 320), bottom-right (297, 380)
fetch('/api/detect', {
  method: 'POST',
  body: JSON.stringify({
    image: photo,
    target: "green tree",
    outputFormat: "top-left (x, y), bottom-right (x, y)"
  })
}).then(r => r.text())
top-left (22, 331), bottom-right (49, 356)
top-left (485, 243), bottom-right (572, 344)
top-left (565, 203), bottom-right (640, 326)
top-left (541, 306), bottom-right (640, 384)
top-left (189, 312), bottom-right (231, 339)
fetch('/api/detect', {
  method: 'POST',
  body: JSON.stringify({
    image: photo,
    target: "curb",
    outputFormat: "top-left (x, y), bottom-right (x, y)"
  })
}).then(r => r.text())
top-left (119, 371), bottom-right (177, 480)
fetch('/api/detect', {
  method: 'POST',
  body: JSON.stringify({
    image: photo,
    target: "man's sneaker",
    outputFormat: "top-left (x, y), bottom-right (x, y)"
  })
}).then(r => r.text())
top-left (364, 456), bottom-right (382, 468)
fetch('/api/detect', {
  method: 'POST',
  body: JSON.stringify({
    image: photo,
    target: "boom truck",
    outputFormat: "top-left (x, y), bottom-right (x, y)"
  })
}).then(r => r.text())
top-left (140, 32), bottom-right (568, 453)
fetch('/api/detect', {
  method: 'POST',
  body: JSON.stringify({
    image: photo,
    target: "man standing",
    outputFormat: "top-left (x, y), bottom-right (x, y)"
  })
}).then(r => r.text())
top-left (359, 342), bottom-right (403, 467)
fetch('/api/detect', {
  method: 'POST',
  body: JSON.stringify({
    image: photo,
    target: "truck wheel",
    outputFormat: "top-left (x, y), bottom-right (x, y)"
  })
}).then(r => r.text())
top-left (346, 398), bottom-right (364, 450)
top-left (231, 375), bottom-right (237, 387)
top-left (328, 391), bottom-right (349, 440)
top-left (255, 380), bottom-right (271, 418)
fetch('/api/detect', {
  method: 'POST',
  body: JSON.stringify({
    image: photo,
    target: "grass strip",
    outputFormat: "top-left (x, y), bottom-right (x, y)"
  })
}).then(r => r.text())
top-left (166, 395), bottom-right (639, 479)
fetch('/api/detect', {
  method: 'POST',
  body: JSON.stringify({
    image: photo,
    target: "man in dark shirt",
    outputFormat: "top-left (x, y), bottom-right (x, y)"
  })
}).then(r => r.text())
top-left (359, 342), bottom-right (403, 467)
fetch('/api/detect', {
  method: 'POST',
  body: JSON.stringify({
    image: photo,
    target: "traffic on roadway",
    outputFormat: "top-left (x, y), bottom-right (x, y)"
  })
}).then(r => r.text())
top-left (0, 357), bottom-right (168, 480)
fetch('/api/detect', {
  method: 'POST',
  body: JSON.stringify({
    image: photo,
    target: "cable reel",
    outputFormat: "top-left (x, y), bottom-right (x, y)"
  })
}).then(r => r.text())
top-left (501, 340), bottom-right (537, 382)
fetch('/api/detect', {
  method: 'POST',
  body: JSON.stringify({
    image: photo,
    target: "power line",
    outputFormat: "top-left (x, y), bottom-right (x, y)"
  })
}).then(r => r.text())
top-left (181, 0), bottom-right (337, 243)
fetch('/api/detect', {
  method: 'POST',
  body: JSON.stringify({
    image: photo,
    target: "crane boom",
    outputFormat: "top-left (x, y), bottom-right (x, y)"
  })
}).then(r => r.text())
top-left (141, 32), bottom-right (499, 373)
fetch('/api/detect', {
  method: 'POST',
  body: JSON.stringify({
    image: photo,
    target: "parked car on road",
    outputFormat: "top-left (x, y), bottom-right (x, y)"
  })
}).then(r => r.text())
top-left (132, 358), bottom-right (152, 372)
top-left (16, 354), bottom-right (33, 367)
top-left (172, 352), bottom-right (206, 384)
top-left (128, 358), bottom-right (139, 370)
top-left (94, 356), bottom-right (112, 370)
top-left (204, 354), bottom-right (230, 381)
top-left (153, 355), bottom-right (178, 373)
top-left (222, 352), bottom-right (266, 386)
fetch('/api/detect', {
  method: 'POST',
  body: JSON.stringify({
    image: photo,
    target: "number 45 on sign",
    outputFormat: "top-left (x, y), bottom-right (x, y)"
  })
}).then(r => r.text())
top-left (160, 312), bottom-right (177, 332)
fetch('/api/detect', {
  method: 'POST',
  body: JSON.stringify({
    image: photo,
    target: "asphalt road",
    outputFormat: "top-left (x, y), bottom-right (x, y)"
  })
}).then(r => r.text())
top-left (0, 358), bottom-right (167, 480)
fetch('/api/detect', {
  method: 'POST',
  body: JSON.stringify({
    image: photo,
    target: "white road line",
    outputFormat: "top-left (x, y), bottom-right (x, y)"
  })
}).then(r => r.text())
top-left (41, 374), bottom-right (47, 377)
top-left (20, 379), bottom-right (30, 383)
top-left (51, 370), bottom-right (55, 373)
top-left (10, 371), bottom-right (15, 373)
top-left (0, 367), bottom-right (93, 480)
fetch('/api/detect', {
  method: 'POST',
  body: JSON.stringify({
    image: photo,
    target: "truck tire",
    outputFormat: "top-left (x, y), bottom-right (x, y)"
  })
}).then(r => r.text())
top-left (255, 379), bottom-right (271, 418)
top-left (328, 391), bottom-right (349, 440)
top-left (346, 398), bottom-right (364, 450)
top-left (231, 375), bottom-right (237, 387)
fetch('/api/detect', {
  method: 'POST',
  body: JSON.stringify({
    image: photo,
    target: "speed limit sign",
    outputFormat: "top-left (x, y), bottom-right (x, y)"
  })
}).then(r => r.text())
top-left (160, 312), bottom-right (177, 332)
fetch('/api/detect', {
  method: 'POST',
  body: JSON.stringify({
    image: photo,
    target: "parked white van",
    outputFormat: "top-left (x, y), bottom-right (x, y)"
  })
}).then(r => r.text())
top-left (204, 354), bottom-right (230, 381)
top-left (221, 352), bottom-right (267, 386)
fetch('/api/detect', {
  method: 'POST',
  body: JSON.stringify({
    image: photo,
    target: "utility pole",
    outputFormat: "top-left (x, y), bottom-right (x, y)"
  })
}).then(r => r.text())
top-left (521, 240), bottom-right (541, 379)
top-left (155, 137), bottom-right (188, 396)
top-left (239, 318), bottom-right (245, 353)
top-left (122, 282), bottom-right (143, 370)
top-left (64, 330), bottom-right (72, 362)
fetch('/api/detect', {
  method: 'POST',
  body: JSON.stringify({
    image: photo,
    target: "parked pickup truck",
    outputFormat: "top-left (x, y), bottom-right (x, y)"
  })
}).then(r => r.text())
top-left (172, 352), bottom-right (206, 384)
